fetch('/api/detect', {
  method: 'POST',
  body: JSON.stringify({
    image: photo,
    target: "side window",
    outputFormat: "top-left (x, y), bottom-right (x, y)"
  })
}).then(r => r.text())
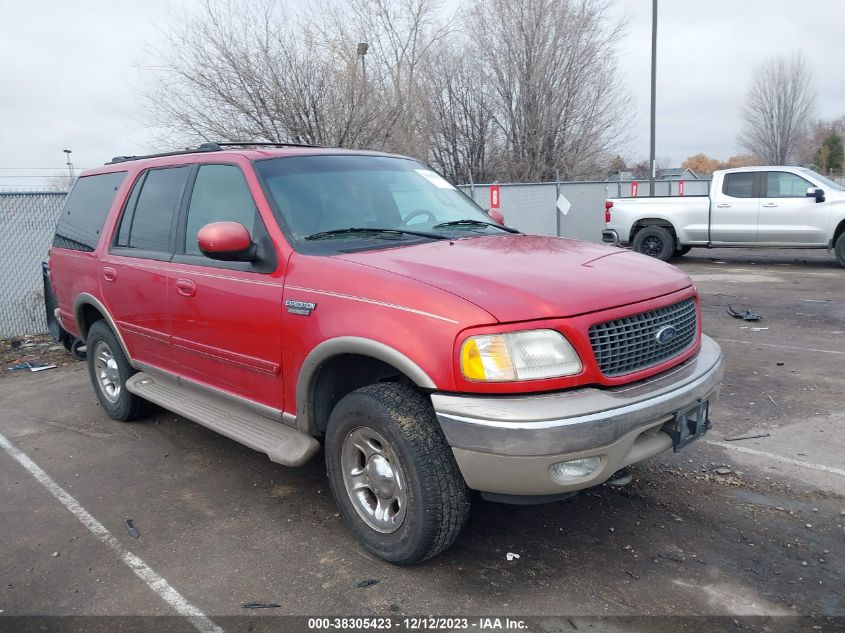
top-left (115, 173), bottom-right (145, 248)
top-left (184, 164), bottom-right (259, 255)
top-left (722, 172), bottom-right (755, 199)
top-left (764, 171), bottom-right (813, 198)
top-left (53, 171), bottom-right (127, 251)
top-left (122, 166), bottom-right (190, 253)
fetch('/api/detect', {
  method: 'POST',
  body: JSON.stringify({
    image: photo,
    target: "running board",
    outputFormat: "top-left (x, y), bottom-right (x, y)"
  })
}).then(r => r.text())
top-left (125, 372), bottom-right (319, 467)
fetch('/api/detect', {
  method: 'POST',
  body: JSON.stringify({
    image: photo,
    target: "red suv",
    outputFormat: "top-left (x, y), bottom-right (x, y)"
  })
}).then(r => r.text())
top-left (49, 143), bottom-right (723, 564)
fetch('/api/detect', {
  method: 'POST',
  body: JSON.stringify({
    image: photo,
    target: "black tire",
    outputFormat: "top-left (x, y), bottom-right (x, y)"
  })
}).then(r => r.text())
top-left (835, 233), bottom-right (845, 268)
top-left (86, 321), bottom-right (147, 422)
top-left (632, 225), bottom-right (675, 261)
top-left (674, 246), bottom-right (692, 257)
top-left (325, 383), bottom-right (470, 565)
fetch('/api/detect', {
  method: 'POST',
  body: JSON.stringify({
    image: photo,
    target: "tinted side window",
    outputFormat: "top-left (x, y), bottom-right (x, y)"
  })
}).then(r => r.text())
top-left (765, 171), bottom-right (813, 198)
top-left (184, 165), bottom-right (258, 255)
top-left (722, 172), bottom-right (755, 198)
top-left (115, 172), bottom-right (145, 248)
top-left (53, 172), bottom-right (127, 251)
top-left (127, 167), bottom-right (189, 252)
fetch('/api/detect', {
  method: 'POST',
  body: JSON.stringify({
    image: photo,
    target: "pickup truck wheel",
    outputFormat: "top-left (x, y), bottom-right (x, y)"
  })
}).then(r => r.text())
top-left (835, 233), bottom-right (845, 268)
top-left (674, 246), bottom-right (692, 257)
top-left (86, 321), bottom-right (147, 422)
top-left (633, 226), bottom-right (675, 261)
top-left (325, 383), bottom-right (470, 565)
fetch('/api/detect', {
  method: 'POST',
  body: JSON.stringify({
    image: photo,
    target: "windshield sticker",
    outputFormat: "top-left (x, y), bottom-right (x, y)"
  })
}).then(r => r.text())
top-left (415, 169), bottom-right (455, 190)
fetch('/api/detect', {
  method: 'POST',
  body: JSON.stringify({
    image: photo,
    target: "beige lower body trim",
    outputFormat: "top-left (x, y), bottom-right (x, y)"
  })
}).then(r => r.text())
top-left (452, 419), bottom-right (674, 496)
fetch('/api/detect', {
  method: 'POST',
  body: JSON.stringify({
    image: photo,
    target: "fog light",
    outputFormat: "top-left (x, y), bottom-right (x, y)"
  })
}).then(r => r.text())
top-left (549, 457), bottom-right (601, 482)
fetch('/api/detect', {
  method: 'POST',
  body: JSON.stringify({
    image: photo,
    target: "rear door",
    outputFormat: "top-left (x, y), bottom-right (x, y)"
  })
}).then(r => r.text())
top-left (756, 170), bottom-right (829, 245)
top-left (102, 165), bottom-right (191, 368)
top-left (168, 163), bottom-right (284, 412)
top-left (710, 171), bottom-right (759, 244)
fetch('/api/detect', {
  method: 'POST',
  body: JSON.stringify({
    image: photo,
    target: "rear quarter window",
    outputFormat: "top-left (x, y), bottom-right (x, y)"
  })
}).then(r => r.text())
top-left (53, 172), bottom-right (127, 251)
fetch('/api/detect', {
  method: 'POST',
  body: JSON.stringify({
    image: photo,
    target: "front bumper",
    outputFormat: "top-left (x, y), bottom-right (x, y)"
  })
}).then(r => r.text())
top-left (432, 335), bottom-right (723, 496)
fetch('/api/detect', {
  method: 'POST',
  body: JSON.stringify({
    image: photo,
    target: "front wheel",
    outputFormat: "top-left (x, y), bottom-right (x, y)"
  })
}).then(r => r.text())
top-left (325, 383), bottom-right (470, 565)
top-left (632, 225), bottom-right (675, 261)
top-left (674, 245), bottom-right (692, 257)
top-left (835, 233), bottom-right (845, 268)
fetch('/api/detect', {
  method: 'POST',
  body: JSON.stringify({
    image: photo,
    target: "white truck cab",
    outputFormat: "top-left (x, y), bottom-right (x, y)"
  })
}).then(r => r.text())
top-left (603, 166), bottom-right (845, 267)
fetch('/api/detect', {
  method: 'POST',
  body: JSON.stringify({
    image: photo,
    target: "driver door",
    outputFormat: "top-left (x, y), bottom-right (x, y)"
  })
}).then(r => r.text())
top-left (756, 171), bottom-right (829, 245)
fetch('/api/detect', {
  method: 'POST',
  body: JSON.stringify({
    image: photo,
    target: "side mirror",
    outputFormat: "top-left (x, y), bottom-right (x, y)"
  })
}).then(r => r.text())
top-left (196, 221), bottom-right (257, 262)
top-left (488, 209), bottom-right (505, 225)
top-left (806, 187), bottom-right (825, 203)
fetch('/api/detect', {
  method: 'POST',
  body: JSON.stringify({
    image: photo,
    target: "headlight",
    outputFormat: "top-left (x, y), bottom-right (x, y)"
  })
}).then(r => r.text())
top-left (460, 329), bottom-right (582, 381)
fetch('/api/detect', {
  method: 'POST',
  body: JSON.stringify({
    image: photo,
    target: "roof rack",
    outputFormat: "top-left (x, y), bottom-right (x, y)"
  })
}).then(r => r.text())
top-left (213, 141), bottom-right (321, 149)
top-left (106, 141), bottom-right (321, 165)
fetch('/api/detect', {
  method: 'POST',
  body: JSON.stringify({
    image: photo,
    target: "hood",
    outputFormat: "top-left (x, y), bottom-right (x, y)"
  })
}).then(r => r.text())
top-left (336, 235), bottom-right (693, 323)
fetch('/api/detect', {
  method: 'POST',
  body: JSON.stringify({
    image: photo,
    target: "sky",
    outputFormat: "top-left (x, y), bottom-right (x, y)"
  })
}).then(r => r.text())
top-left (2, 0), bottom-right (844, 188)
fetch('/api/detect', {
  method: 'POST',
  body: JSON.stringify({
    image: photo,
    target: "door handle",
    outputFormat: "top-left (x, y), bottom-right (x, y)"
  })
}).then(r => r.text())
top-left (715, 203), bottom-right (732, 208)
top-left (103, 267), bottom-right (117, 282)
top-left (175, 278), bottom-right (197, 297)
top-left (762, 203), bottom-right (778, 207)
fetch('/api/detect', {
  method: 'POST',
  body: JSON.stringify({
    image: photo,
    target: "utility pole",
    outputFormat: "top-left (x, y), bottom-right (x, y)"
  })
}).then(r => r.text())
top-left (649, 0), bottom-right (657, 197)
top-left (63, 149), bottom-right (75, 182)
top-left (357, 42), bottom-right (369, 86)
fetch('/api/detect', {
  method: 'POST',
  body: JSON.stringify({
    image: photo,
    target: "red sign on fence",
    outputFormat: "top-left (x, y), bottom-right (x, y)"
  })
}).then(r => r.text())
top-left (490, 184), bottom-right (500, 209)
top-left (678, 180), bottom-right (685, 196)
top-left (631, 181), bottom-right (639, 197)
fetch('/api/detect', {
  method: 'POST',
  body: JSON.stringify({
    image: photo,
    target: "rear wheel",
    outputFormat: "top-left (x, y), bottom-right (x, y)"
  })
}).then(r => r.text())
top-left (86, 321), bottom-right (147, 421)
top-left (835, 233), bottom-right (845, 268)
top-left (632, 225), bottom-right (675, 261)
top-left (325, 383), bottom-right (470, 565)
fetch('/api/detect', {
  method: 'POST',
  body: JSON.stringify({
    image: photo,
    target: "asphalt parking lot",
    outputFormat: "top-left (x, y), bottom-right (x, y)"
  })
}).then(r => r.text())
top-left (1, 248), bottom-right (843, 632)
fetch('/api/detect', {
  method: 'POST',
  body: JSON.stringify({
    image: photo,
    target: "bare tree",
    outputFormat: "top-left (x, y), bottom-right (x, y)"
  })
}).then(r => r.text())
top-left (738, 52), bottom-right (816, 165)
top-left (146, 0), bottom-right (447, 154)
top-left (420, 44), bottom-right (500, 183)
top-left (144, 0), bottom-right (630, 182)
top-left (309, 0), bottom-right (454, 157)
top-left (463, 0), bottom-right (631, 181)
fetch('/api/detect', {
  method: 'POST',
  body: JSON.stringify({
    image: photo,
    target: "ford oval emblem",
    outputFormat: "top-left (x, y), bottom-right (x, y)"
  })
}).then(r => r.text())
top-left (656, 326), bottom-right (678, 345)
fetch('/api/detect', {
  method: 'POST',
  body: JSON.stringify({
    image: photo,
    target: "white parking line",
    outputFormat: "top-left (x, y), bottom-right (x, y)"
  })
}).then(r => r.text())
top-left (716, 338), bottom-right (845, 355)
top-left (704, 440), bottom-right (845, 478)
top-left (0, 432), bottom-right (223, 633)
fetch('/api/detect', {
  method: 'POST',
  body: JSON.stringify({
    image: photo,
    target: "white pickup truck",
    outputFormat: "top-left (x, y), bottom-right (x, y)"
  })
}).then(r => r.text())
top-left (602, 166), bottom-right (845, 267)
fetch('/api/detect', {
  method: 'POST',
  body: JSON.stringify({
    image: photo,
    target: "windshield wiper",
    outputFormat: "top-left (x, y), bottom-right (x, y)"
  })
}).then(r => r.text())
top-left (432, 219), bottom-right (520, 233)
top-left (304, 227), bottom-right (448, 241)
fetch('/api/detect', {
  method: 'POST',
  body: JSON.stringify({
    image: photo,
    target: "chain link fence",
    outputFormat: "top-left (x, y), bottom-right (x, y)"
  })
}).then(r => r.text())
top-left (0, 192), bottom-right (67, 338)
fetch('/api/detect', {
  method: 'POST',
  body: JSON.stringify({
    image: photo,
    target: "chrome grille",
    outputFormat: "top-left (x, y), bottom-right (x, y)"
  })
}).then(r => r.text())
top-left (589, 297), bottom-right (697, 377)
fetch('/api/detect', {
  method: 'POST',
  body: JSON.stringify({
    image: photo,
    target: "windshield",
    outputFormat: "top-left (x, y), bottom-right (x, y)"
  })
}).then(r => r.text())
top-left (254, 155), bottom-right (502, 250)
top-left (799, 167), bottom-right (845, 191)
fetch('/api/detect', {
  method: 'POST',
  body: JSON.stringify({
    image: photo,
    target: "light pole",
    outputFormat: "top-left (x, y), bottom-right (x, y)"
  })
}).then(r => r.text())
top-left (63, 149), bottom-right (75, 182)
top-left (648, 0), bottom-right (657, 197)
top-left (357, 42), bottom-right (369, 86)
